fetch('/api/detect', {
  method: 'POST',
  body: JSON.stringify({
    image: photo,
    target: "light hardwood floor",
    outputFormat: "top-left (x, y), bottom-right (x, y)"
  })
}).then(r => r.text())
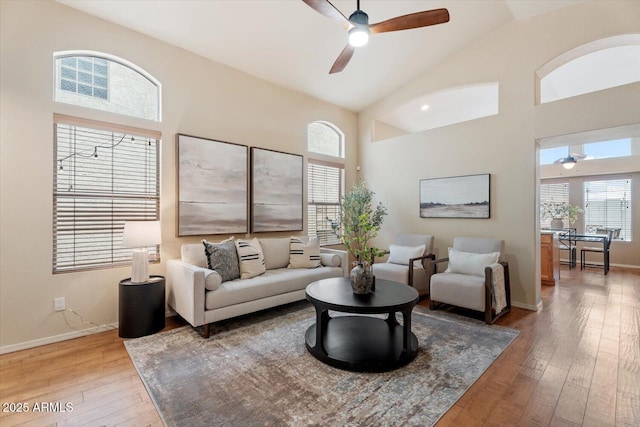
top-left (1, 266), bottom-right (638, 426)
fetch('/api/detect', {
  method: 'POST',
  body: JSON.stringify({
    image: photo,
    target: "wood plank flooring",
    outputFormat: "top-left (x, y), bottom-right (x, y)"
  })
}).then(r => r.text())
top-left (0, 266), bottom-right (638, 426)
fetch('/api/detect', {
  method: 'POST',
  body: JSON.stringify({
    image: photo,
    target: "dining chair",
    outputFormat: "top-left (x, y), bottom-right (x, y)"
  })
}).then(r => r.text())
top-left (580, 229), bottom-right (613, 274)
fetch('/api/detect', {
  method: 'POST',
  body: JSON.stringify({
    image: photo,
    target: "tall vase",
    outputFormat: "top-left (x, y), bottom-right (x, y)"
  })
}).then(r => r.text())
top-left (550, 218), bottom-right (564, 230)
top-left (350, 262), bottom-right (374, 294)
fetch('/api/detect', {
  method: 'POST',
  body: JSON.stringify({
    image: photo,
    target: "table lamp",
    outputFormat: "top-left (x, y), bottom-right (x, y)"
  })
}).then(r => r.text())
top-left (123, 220), bottom-right (161, 283)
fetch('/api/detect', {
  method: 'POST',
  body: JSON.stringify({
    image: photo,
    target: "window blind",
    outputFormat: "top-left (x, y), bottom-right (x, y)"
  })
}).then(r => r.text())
top-left (584, 178), bottom-right (631, 241)
top-left (540, 181), bottom-right (569, 229)
top-left (307, 160), bottom-right (344, 246)
top-left (53, 117), bottom-right (160, 273)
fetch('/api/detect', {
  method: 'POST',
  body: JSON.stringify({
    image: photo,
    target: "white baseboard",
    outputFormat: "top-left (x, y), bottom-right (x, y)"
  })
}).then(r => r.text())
top-left (0, 323), bottom-right (118, 355)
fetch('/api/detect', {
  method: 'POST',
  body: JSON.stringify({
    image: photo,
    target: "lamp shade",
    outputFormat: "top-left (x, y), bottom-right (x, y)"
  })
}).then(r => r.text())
top-left (123, 221), bottom-right (161, 248)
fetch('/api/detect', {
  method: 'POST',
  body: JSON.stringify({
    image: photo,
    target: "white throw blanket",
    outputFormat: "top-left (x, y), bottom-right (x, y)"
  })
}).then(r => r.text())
top-left (490, 263), bottom-right (507, 314)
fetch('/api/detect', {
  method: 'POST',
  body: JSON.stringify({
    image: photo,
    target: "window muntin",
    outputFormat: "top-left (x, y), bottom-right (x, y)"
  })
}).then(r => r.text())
top-left (540, 181), bottom-right (570, 229)
top-left (307, 160), bottom-right (344, 246)
top-left (584, 178), bottom-right (631, 241)
top-left (53, 117), bottom-right (160, 273)
top-left (54, 52), bottom-right (161, 121)
top-left (59, 57), bottom-right (109, 100)
top-left (308, 122), bottom-right (344, 158)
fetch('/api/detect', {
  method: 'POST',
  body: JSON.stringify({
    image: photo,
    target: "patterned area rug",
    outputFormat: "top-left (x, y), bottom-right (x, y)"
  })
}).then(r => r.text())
top-left (125, 302), bottom-right (518, 426)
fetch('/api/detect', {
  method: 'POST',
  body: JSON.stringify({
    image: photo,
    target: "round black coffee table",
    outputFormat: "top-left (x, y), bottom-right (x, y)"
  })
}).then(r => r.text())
top-left (305, 277), bottom-right (419, 372)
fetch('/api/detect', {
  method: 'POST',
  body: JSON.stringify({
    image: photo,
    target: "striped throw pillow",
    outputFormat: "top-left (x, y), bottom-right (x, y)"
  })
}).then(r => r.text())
top-left (288, 237), bottom-right (321, 269)
top-left (235, 238), bottom-right (266, 279)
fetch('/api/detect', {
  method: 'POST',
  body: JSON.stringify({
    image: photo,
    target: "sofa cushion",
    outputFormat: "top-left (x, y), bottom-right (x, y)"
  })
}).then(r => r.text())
top-left (445, 247), bottom-right (500, 277)
top-left (235, 238), bottom-right (266, 279)
top-left (289, 237), bottom-right (321, 268)
top-left (430, 272), bottom-right (486, 311)
top-left (205, 266), bottom-right (343, 310)
top-left (258, 237), bottom-right (291, 270)
top-left (202, 239), bottom-right (240, 282)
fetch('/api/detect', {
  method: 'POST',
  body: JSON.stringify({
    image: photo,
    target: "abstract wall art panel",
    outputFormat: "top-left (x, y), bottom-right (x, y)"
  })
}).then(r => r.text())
top-left (177, 134), bottom-right (248, 236)
top-left (250, 148), bottom-right (303, 232)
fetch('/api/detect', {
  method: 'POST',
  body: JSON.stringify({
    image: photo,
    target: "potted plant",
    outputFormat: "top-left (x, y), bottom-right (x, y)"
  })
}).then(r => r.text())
top-left (332, 181), bottom-right (387, 293)
top-left (540, 202), bottom-right (583, 229)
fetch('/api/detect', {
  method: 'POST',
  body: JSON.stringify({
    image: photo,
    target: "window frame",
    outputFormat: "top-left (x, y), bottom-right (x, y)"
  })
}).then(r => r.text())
top-left (54, 50), bottom-right (162, 122)
top-left (307, 121), bottom-right (345, 246)
top-left (583, 176), bottom-right (632, 241)
top-left (307, 159), bottom-right (345, 246)
top-left (53, 114), bottom-right (161, 273)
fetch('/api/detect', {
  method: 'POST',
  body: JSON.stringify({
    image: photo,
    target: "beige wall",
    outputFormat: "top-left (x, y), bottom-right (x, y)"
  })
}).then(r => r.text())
top-left (0, 0), bottom-right (357, 350)
top-left (358, 1), bottom-right (640, 310)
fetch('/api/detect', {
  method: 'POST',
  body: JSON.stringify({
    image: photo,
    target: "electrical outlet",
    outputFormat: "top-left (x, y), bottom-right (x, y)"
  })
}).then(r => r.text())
top-left (54, 297), bottom-right (65, 312)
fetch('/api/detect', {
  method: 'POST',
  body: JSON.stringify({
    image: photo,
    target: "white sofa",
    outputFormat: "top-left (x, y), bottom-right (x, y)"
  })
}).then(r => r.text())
top-left (167, 237), bottom-right (348, 337)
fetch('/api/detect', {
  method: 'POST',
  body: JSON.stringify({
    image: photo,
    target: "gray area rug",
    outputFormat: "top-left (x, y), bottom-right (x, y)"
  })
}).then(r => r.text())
top-left (125, 302), bottom-right (518, 426)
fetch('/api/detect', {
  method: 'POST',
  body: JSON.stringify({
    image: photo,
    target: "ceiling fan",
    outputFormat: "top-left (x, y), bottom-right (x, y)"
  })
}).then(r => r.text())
top-left (554, 149), bottom-right (587, 169)
top-left (302, 0), bottom-right (450, 74)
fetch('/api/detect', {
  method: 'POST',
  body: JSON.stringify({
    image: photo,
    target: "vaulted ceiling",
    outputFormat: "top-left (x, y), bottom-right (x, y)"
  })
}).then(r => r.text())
top-left (58, 0), bottom-right (588, 112)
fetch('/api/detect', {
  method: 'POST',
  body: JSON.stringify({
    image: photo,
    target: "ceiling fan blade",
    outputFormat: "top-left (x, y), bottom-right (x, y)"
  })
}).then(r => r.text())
top-left (329, 45), bottom-right (355, 74)
top-left (369, 8), bottom-right (450, 34)
top-left (302, 0), bottom-right (351, 29)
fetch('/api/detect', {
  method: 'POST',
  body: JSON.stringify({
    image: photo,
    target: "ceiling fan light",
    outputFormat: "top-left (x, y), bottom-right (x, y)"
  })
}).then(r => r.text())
top-left (348, 26), bottom-right (369, 47)
top-left (561, 156), bottom-right (577, 169)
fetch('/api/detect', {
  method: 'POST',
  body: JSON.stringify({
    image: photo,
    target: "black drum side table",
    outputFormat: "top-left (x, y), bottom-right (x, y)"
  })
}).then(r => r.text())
top-left (119, 275), bottom-right (165, 338)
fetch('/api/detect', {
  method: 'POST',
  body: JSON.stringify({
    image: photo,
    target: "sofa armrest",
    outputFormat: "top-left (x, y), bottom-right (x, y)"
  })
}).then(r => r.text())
top-left (166, 259), bottom-right (207, 327)
top-left (320, 248), bottom-right (349, 277)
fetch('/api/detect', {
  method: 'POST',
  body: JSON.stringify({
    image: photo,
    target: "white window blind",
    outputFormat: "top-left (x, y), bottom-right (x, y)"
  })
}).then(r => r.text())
top-left (53, 116), bottom-right (160, 273)
top-left (540, 181), bottom-right (569, 229)
top-left (307, 160), bottom-right (344, 246)
top-left (584, 178), bottom-right (631, 241)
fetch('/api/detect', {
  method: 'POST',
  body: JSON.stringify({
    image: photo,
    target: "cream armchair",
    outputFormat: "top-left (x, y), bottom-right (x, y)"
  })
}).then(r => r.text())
top-left (371, 234), bottom-right (435, 294)
top-left (427, 237), bottom-right (511, 324)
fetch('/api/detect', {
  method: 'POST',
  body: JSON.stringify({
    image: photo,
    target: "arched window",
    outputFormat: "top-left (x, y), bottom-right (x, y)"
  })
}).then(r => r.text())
top-left (537, 35), bottom-right (640, 104)
top-left (53, 51), bottom-right (162, 273)
top-left (308, 121), bottom-right (344, 158)
top-left (307, 121), bottom-right (345, 245)
top-left (54, 51), bottom-right (161, 121)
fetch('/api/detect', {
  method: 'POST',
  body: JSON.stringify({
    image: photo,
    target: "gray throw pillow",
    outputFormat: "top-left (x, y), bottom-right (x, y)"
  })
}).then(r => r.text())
top-left (202, 239), bottom-right (240, 282)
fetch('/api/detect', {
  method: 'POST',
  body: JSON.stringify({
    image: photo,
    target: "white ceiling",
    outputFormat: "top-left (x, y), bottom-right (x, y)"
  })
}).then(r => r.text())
top-left (57, 0), bottom-right (588, 112)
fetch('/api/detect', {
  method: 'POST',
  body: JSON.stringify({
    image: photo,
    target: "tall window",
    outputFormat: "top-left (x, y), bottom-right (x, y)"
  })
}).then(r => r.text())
top-left (54, 51), bottom-right (161, 121)
top-left (540, 181), bottom-right (569, 229)
top-left (584, 178), bottom-right (632, 241)
top-left (53, 116), bottom-right (160, 273)
top-left (307, 122), bottom-right (345, 245)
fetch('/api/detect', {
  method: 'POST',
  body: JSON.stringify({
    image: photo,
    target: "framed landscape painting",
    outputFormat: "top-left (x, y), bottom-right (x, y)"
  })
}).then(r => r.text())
top-left (250, 148), bottom-right (303, 232)
top-left (420, 174), bottom-right (490, 218)
top-left (177, 134), bottom-right (248, 236)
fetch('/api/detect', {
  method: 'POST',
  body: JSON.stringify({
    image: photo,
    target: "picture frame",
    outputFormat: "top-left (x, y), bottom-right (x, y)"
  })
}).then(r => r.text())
top-left (419, 173), bottom-right (490, 218)
top-left (250, 147), bottom-right (303, 232)
top-left (177, 134), bottom-right (248, 236)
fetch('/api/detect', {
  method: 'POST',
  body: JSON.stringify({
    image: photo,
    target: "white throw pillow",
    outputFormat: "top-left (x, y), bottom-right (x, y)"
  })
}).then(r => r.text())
top-left (388, 244), bottom-right (426, 269)
top-left (234, 238), bottom-right (266, 279)
top-left (288, 237), bottom-right (321, 268)
top-left (445, 247), bottom-right (500, 277)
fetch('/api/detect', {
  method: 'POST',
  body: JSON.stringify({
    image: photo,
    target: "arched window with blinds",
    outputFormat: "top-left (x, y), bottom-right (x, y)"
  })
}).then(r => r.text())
top-left (307, 121), bottom-right (345, 246)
